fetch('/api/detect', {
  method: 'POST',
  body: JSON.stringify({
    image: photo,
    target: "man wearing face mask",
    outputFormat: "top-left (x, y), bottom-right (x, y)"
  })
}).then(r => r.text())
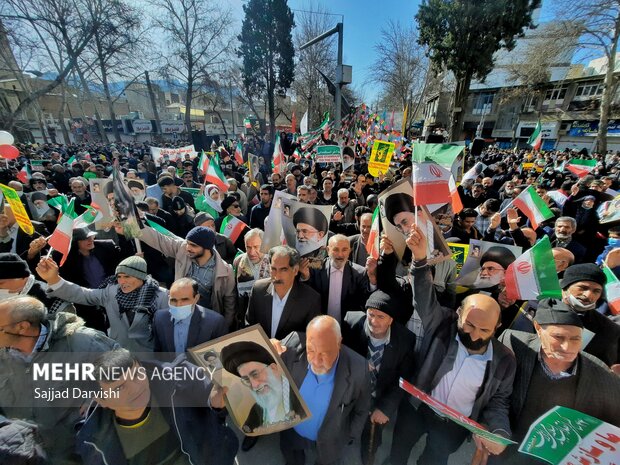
top-left (389, 225), bottom-right (516, 465)
top-left (152, 278), bottom-right (227, 357)
top-left (595, 226), bottom-right (620, 265)
top-left (559, 263), bottom-right (620, 369)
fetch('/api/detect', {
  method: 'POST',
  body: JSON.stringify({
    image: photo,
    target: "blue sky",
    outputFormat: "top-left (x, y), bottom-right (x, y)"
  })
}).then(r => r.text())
top-left (228, 1), bottom-right (564, 102)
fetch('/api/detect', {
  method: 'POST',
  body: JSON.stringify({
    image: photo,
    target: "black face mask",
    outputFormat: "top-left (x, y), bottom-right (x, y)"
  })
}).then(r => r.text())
top-left (457, 326), bottom-right (491, 352)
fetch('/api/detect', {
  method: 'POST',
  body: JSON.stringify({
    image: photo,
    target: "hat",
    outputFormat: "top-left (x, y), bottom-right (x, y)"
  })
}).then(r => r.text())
top-left (220, 341), bottom-right (275, 376)
top-left (0, 253), bottom-right (30, 279)
top-left (479, 246), bottom-right (516, 270)
top-left (293, 207), bottom-right (328, 233)
top-left (535, 299), bottom-right (583, 327)
top-left (115, 256), bottom-right (148, 281)
top-left (30, 192), bottom-right (47, 203)
top-left (157, 176), bottom-right (175, 187)
top-left (561, 264), bottom-right (606, 289)
top-left (186, 226), bottom-right (215, 250)
top-left (365, 290), bottom-right (397, 319)
top-left (126, 180), bottom-right (144, 190)
top-left (220, 195), bottom-right (239, 212)
top-left (73, 227), bottom-right (97, 241)
top-left (194, 212), bottom-right (214, 226)
top-left (171, 196), bottom-right (186, 211)
top-left (384, 193), bottom-right (415, 225)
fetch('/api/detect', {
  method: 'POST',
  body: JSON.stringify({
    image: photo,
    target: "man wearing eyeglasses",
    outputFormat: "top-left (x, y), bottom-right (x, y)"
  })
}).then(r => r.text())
top-left (220, 340), bottom-right (306, 435)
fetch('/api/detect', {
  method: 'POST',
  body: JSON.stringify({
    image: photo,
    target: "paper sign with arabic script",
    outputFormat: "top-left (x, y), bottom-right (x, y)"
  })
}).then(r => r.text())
top-left (519, 406), bottom-right (620, 465)
top-left (399, 378), bottom-right (516, 446)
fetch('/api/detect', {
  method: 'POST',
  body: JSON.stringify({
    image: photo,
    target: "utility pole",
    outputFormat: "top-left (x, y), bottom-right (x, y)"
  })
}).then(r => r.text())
top-left (229, 81), bottom-right (236, 137)
top-left (145, 71), bottom-right (162, 138)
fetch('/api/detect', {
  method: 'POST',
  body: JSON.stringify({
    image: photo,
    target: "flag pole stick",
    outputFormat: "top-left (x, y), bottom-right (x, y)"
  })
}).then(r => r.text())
top-left (134, 238), bottom-right (142, 254)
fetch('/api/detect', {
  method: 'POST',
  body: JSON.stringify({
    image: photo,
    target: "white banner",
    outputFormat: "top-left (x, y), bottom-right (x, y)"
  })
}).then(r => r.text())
top-left (133, 119), bottom-right (152, 133)
top-left (150, 145), bottom-right (196, 164)
top-left (160, 120), bottom-right (186, 134)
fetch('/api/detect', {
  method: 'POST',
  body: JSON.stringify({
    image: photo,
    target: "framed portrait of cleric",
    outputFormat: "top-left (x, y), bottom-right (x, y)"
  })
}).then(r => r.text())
top-left (280, 199), bottom-right (332, 268)
top-left (455, 239), bottom-right (522, 288)
top-left (377, 178), bottom-right (450, 265)
top-left (261, 190), bottom-right (297, 253)
top-left (124, 178), bottom-right (146, 202)
top-left (26, 192), bottom-right (56, 222)
top-left (189, 325), bottom-right (311, 436)
top-left (89, 178), bottom-right (115, 229)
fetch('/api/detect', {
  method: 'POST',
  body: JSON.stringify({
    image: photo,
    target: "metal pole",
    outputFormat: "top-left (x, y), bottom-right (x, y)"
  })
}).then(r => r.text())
top-left (335, 22), bottom-right (343, 131)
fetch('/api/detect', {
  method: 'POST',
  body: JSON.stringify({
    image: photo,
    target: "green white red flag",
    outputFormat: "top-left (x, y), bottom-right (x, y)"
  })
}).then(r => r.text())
top-left (73, 202), bottom-right (103, 229)
top-left (48, 197), bottom-right (77, 266)
top-left (602, 263), bottom-right (620, 315)
top-left (272, 133), bottom-right (286, 175)
top-left (67, 155), bottom-right (77, 165)
top-left (17, 164), bottom-right (30, 184)
top-left (366, 206), bottom-right (381, 260)
top-left (234, 142), bottom-right (244, 165)
top-left (198, 150), bottom-right (209, 174)
top-left (411, 162), bottom-right (452, 206)
top-left (220, 214), bottom-right (247, 243)
top-left (505, 236), bottom-right (562, 301)
top-left (527, 121), bottom-right (543, 151)
top-left (204, 153), bottom-right (228, 191)
top-left (566, 158), bottom-right (596, 178)
top-left (509, 185), bottom-right (554, 230)
top-left (145, 218), bottom-right (175, 237)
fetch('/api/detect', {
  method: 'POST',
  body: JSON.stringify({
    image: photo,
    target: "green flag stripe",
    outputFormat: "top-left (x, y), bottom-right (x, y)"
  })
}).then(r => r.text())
top-left (527, 186), bottom-right (554, 218)
top-left (530, 236), bottom-right (562, 298)
top-left (146, 218), bottom-right (173, 236)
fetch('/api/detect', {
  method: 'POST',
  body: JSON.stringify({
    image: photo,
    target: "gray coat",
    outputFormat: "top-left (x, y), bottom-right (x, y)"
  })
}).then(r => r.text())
top-left (0, 312), bottom-right (118, 464)
top-left (410, 262), bottom-right (516, 435)
top-left (280, 331), bottom-right (371, 464)
top-left (140, 226), bottom-right (237, 327)
top-left (47, 279), bottom-right (168, 351)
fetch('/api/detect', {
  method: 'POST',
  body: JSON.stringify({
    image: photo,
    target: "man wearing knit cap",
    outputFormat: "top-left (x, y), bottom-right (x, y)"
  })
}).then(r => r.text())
top-left (559, 263), bottom-right (620, 368)
top-left (219, 340), bottom-right (306, 435)
top-left (37, 255), bottom-right (168, 351)
top-left (194, 211), bottom-right (237, 264)
top-left (498, 299), bottom-right (620, 464)
top-left (139, 224), bottom-right (236, 328)
top-left (342, 290), bottom-right (415, 464)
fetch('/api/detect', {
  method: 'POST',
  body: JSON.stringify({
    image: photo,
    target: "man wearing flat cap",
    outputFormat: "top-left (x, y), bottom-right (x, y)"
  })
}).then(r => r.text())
top-left (293, 206), bottom-right (328, 257)
top-left (220, 340), bottom-right (305, 434)
top-left (342, 290), bottom-right (416, 464)
top-left (497, 299), bottom-right (620, 464)
top-left (558, 263), bottom-right (620, 368)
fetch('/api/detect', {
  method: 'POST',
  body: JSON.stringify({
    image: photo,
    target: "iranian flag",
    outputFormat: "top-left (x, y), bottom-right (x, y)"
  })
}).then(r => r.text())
top-left (146, 218), bottom-right (176, 237)
top-left (204, 154), bottom-right (228, 191)
top-left (602, 264), bottom-right (620, 315)
top-left (244, 118), bottom-right (252, 129)
top-left (366, 206), bottom-right (381, 259)
top-left (510, 185), bottom-right (554, 230)
top-left (566, 159), bottom-right (596, 178)
top-left (411, 162), bottom-right (452, 206)
top-left (198, 150), bottom-right (209, 174)
top-left (48, 198), bottom-right (77, 266)
top-left (272, 133), bottom-right (286, 174)
top-left (462, 162), bottom-right (487, 183)
top-left (234, 142), bottom-right (244, 165)
top-left (67, 155), bottom-right (77, 165)
top-left (17, 163), bottom-right (31, 184)
top-left (73, 202), bottom-right (103, 229)
top-left (220, 215), bottom-right (247, 243)
top-left (505, 236), bottom-right (562, 301)
top-left (448, 175), bottom-right (463, 213)
top-left (527, 121), bottom-right (543, 151)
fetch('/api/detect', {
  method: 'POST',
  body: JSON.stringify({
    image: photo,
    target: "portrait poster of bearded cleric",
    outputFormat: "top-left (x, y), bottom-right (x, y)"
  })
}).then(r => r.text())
top-left (189, 325), bottom-right (310, 436)
top-left (378, 178), bottom-right (450, 265)
top-left (455, 239), bottom-right (522, 289)
top-left (280, 199), bottom-right (332, 268)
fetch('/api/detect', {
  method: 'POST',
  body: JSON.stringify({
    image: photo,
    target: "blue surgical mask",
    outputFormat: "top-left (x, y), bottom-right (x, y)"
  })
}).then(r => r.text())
top-left (608, 238), bottom-right (620, 248)
top-left (169, 304), bottom-right (193, 321)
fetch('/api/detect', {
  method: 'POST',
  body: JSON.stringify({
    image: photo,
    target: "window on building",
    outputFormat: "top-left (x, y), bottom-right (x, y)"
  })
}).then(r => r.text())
top-left (522, 95), bottom-right (538, 112)
top-left (210, 115), bottom-right (221, 124)
top-left (472, 93), bottom-right (494, 115)
top-left (544, 85), bottom-right (568, 101)
top-left (575, 83), bottom-right (603, 98)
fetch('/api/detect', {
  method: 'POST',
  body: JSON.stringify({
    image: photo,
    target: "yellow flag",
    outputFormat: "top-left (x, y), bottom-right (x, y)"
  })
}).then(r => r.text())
top-left (368, 140), bottom-right (395, 177)
top-left (0, 183), bottom-right (34, 235)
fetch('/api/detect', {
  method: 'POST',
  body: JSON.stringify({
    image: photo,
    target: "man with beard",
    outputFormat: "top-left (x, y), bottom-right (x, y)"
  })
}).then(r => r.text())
top-left (559, 263), bottom-right (620, 369)
top-left (293, 207), bottom-right (328, 257)
top-left (348, 212), bottom-right (373, 266)
top-left (389, 224), bottom-right (516, 465)
top-left (470, 246), bottom-right (516, 290)
top-left (550, 216), bottom-right (586, 263)
top-left (220, 340), bottom-right (306, 435)
top-left (497, 300), bottom-right (620, 464)
top-left (249, 184), bottom-right (273, 230)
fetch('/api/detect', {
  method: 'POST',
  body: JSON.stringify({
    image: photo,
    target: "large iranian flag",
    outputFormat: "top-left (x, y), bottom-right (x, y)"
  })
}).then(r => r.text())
top-left (198, 150), bottom-right (209, 174)
top-left (510, 185), bottom-right (554, 230)
top-left (602, 264), bottom-right (620, 315)
top-left (48, 198), bottom-right (77, 266)
top-left (366, 206), bottom-right (381, 259)
top-left (505, 236), bottom-right (562, 301)
top-left (411, 162), bottom-right (452, 206)
top-left (204, 154), bottom-right (228, 191)
top-left (234, 142), bottom-right (244, 165)
top-left (566, 159), bottom-right (596, 178)
top-left (527, 121), bottom-right (543, 151)
top-left (220, 215), bottom-right (247, 243)
top-left (272, 133), bottom-right (286, 174)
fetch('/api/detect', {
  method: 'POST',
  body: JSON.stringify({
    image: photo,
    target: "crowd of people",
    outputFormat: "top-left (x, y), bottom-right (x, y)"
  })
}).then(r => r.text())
top-left (0, 134), bottom-right (619, 465)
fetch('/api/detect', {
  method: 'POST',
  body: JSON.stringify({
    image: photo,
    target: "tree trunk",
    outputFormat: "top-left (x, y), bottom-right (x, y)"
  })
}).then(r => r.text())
top-left (596, 12), bottom-right (620, 155)
top-left (449, 72), bottom-right (472, 142)
top-left (185, 76), bottom-right (193, 136)
top-left (100, 65), bottom-right (121, 143)
top-left (75, 66), bottom-right (108, 142)
top-left (58, 84), bottom-right (71, 144)
top-left (145, 71), bottom-right (162, 138)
